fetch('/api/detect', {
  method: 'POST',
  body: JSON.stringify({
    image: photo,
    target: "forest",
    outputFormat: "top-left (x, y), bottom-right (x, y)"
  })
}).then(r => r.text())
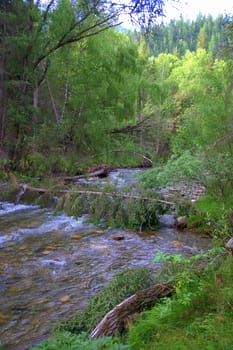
top-left (146, 14), bottom-right (229, 57)
top-left (0, 0), bottom-right (233, 349)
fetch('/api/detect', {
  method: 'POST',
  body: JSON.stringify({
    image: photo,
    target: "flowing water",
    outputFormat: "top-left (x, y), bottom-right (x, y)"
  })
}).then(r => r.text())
top-left (0, 170), bottom-right (211, 349)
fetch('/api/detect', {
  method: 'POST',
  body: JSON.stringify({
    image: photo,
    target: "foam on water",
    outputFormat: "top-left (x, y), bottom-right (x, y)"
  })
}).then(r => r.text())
top-left (108, 168), bottom-right (142, 187)
top-left (56, 213), bottom-right (94, 231)
top-left (40, 258), bottom-right (67, 266)
top-left (12, 214), bottom-right (92, 237)
top-left (0, 202), bottom-right (94, 245)
top-left (0, 233), bottom-right (15, 244)
top-left (0, 201), bottom-right (38, 215)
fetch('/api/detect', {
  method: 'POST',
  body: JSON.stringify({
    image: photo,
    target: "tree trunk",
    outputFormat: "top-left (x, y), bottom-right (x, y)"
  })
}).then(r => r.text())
top-left (64, 167), bottom-right (111, 182)
top-left (60, 56), bottom-right (70, 123)
top-left (0, 82), bottom-right (6, 149)
top-left (46, 78), bottom-right (60, 125)
top-left (90, 282), bottom-right (172, 338)
top-left (0, 18), bottom-right (7, 149)
top-left (32, 86), bottom-right (39, 135)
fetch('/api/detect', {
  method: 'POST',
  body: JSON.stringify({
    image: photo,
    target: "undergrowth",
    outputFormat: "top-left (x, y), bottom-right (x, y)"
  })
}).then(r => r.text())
top-left (31, 332), bottom-right (129, 350)
top-left (139, 151), bottom-right (203, 188)
top-left (126, 253), bottom-right (233, 350)
top-left (55, 267), bottom-right (155, 335)
top-left (187, 195), bottom-right (233, 242)
top-left (30, 251), bottom-right (233, 350)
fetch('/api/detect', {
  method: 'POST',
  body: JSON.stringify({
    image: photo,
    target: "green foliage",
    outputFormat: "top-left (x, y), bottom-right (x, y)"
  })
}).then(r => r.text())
top-left (42, 29), bottom-right (141, 167)
top-left (1, 0), bottom-right (148, 171)
top-left (139, 151), bottom-right (203, 188)
top-left (21, 149), bottom-right (75, 177)
top-left (139, 46), bottom-right (233, 215)
top-left (32, 253), bottom-right (233, 350)
top-left (57, 185), bottom-right (161, 230)
top-left (55, 267), bottom-right (155, 335)
top-left (187, 195), bottom-right (233, 241)
top-left (170, 49), bottom-right (230, 148)
top-left (153, 248), bottom-right (225, 282)
top-left (23, 152), bottom-right (50, 177)
top-left (127, 254), bottom-right (233, 350)
top-left (88, 194), bottom-right (160, 230)
top-left (31, 331), bottom-right (129, 350)
top-left (152, 248), bottom-right (224, 285)
top-left (2, 3), bottom-right (233, 179)
top-left (202, 152), bottom-right (233, 199)
top-left (147, 14), bottom-right (228, 58)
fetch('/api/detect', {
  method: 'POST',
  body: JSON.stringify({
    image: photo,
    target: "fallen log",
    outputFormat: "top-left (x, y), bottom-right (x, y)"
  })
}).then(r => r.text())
top-left (64, 168), bottom-right (111, 183)
top-left (16, 184), bottom-right (175, 206)
top-left (90, 282), bottom-right (172, 338)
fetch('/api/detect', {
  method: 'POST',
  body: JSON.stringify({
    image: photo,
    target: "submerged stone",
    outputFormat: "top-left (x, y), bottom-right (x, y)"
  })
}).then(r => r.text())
top-left (176, 216), bottom-right (187, 228)
top-left (112, 236), bottom-right (125, 241)
top-left (72, 234), bottom-right (82, 240)
top-left (60, 295), bottom-right (71, 303)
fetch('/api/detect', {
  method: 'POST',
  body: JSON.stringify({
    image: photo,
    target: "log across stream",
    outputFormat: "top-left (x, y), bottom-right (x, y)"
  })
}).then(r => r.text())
top-left (0, 169), bottom-right (210, 350)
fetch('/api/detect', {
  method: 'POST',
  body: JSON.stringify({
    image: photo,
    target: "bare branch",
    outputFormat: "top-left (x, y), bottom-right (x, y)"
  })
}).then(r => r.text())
top-left (34, 9), bottom-right (117, 69)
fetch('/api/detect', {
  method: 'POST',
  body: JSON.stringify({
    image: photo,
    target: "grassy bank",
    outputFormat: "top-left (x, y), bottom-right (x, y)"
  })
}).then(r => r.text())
top-left (31, 250), bottom-right (233, 350)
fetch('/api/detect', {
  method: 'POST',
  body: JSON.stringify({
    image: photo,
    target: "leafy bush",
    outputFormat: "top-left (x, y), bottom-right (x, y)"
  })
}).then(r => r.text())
top-left (139, 151), bottom-right (203, 188)
top-left (23, 151), bottom-right (50, 177)
top-left (203, 151), bottom-right (233, 200)
top-left (187, 195), bottom-right (233, 240)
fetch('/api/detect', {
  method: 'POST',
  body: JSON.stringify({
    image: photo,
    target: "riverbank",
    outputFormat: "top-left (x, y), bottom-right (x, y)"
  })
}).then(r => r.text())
top-left (29, 248), bottom-right (233, 350)
top-left (0, 169), bottom-right (206, 231)
top-left (1, 169), bottom-right (232, 350)
top-left (0, 168), bottom-right (213, 350)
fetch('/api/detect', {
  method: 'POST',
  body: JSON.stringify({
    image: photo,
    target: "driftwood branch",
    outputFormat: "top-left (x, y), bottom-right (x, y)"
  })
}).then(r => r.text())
top-left (91, 282), bottom-right (172, 338)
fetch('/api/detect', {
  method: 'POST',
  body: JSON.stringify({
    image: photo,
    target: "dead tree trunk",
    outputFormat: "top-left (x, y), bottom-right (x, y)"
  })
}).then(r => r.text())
top-left (90, 282), bottom-right (172, 338)
top-left (0, 18), bottom-right (7, 149)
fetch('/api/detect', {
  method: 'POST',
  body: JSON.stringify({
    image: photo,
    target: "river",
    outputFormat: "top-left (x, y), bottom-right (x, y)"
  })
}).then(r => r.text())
top-left (0, 169), bottom-right (211, 349)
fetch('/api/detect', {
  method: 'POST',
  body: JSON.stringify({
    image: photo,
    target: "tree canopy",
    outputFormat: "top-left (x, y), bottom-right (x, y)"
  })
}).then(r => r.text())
top-left (0, 0), bottom-right (233, 187)
top-left (0, 0), bottom-right (172, 152)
